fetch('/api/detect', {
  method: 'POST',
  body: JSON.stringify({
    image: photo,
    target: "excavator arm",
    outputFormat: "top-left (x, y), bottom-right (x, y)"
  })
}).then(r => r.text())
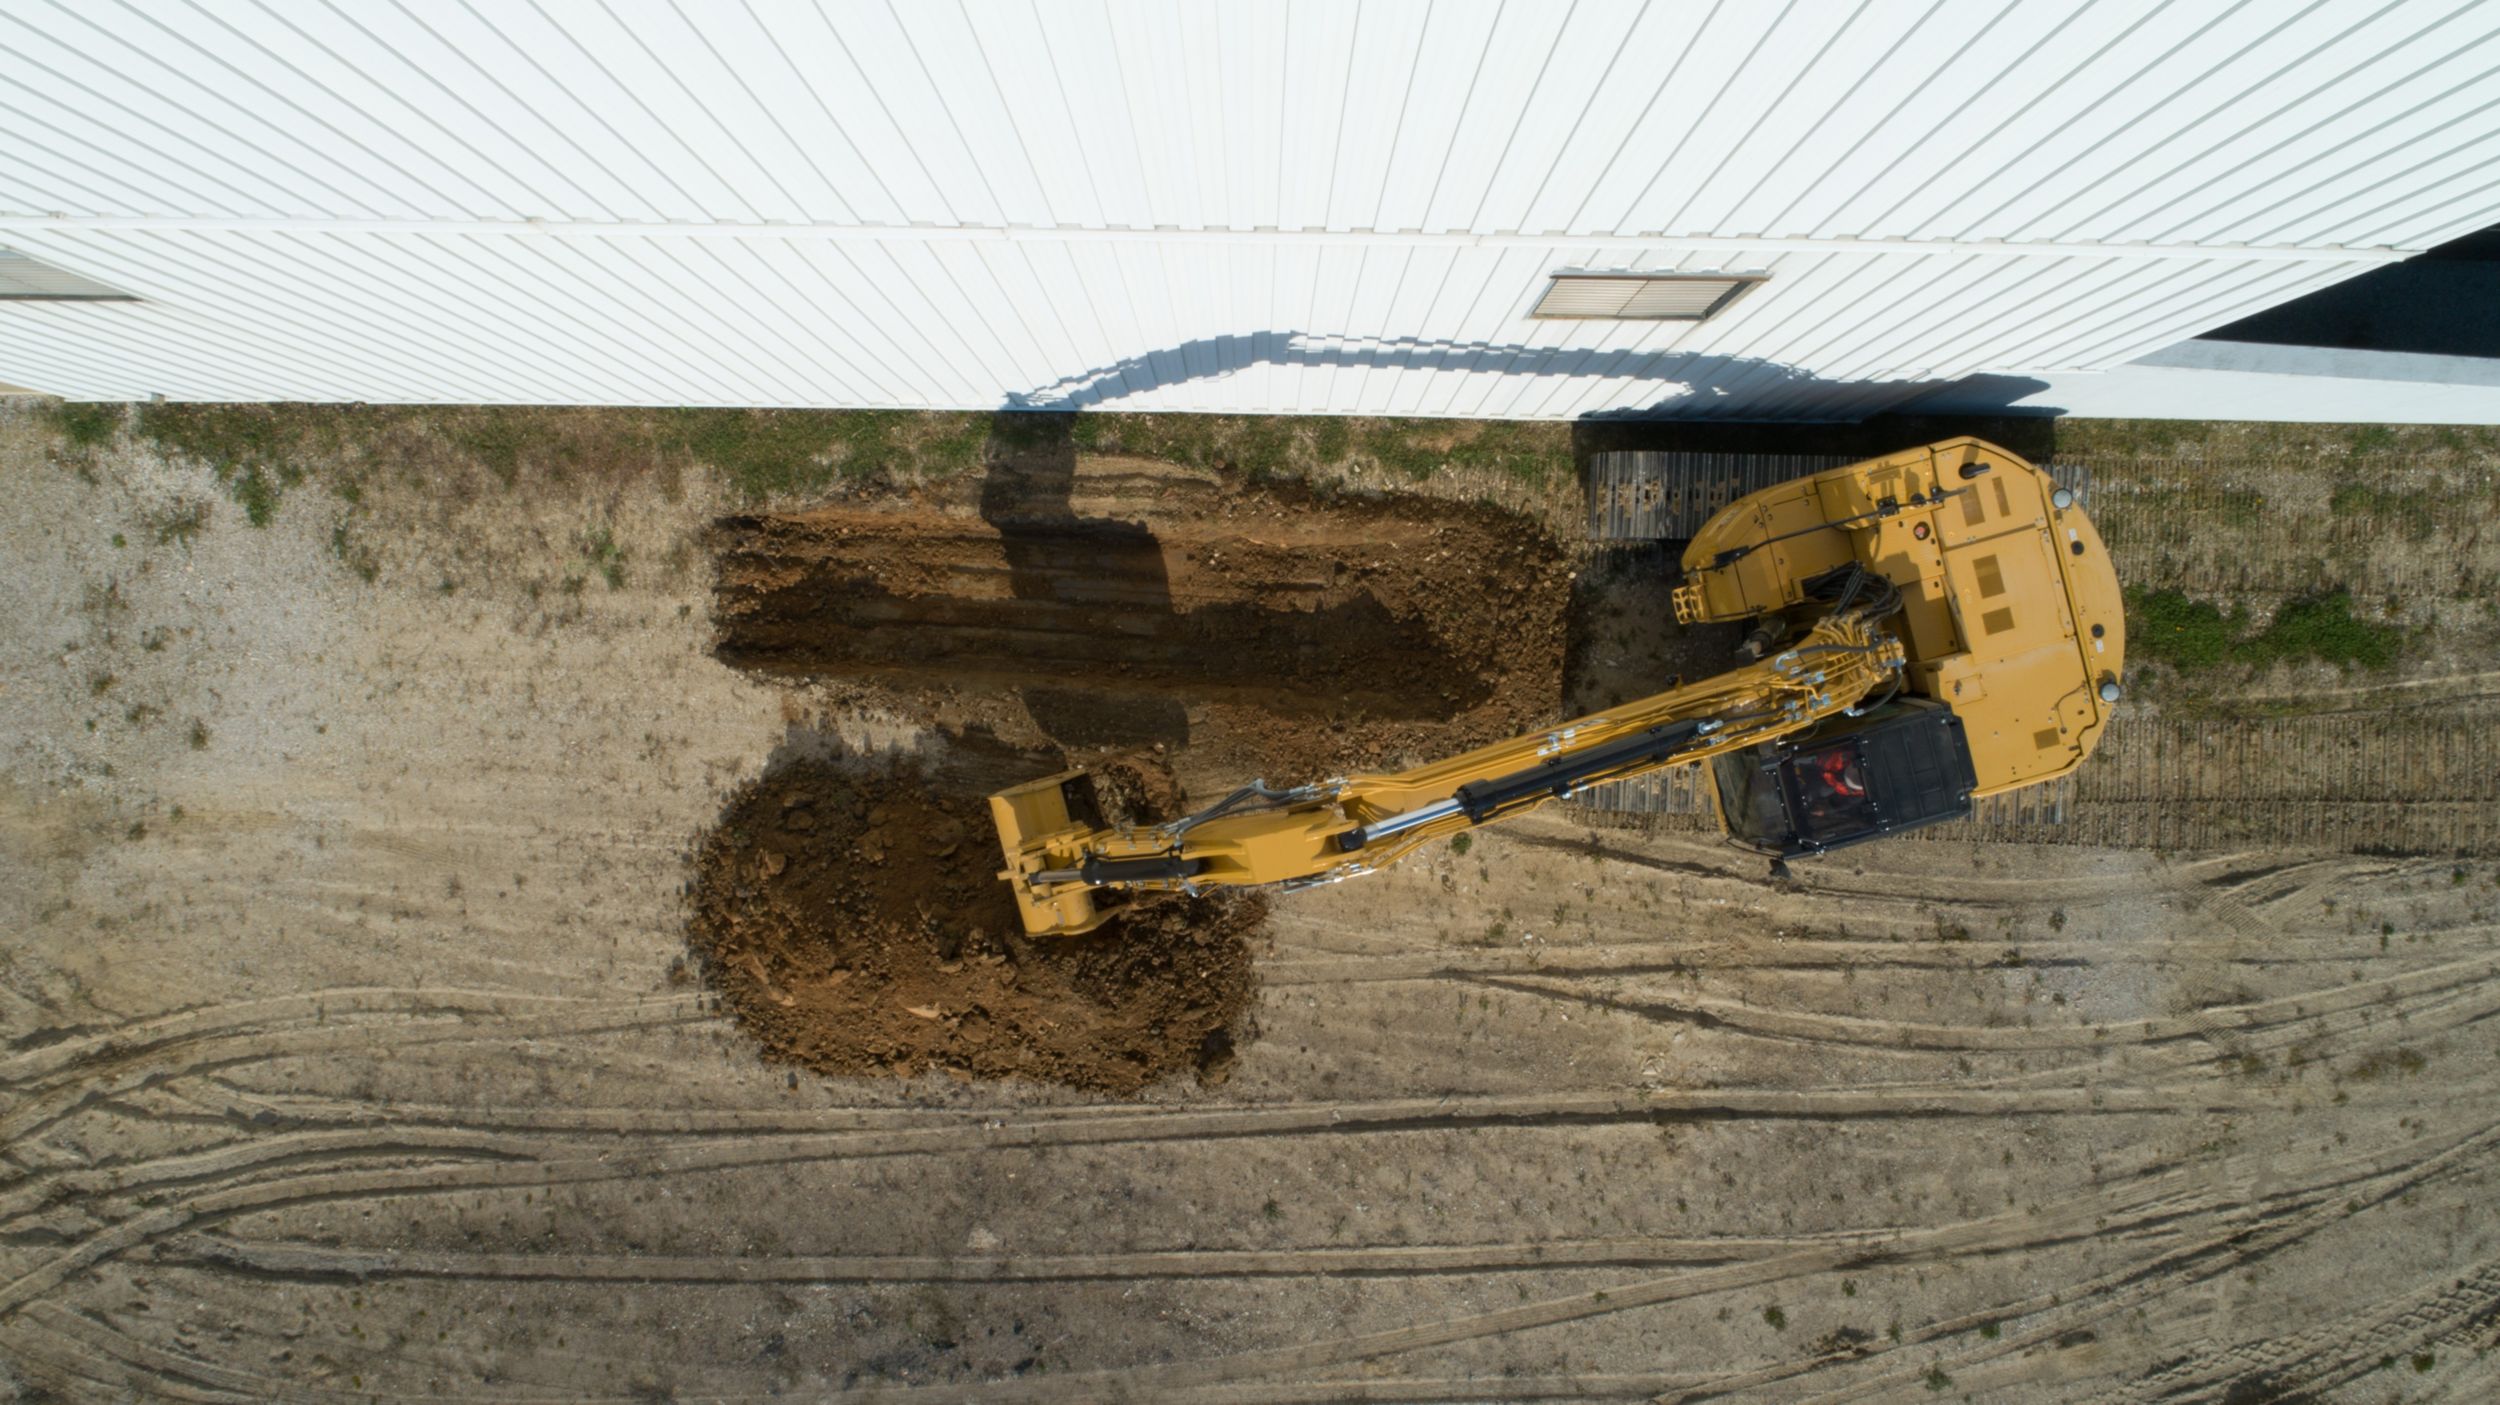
top-left (991, 572), bottom-right (1908, 937)
top-left (989, 437), bottom-right (2122, 938)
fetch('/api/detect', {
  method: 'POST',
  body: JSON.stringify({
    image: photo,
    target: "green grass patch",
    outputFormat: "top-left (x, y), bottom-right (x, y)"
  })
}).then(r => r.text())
top-left (654, 408), bottom-right (989, 498)
top-left (2261, 590), bottom-right (2401, 669)
top-left (2348, 424), bottom-right (2398, 454)
top-left (44, 401), bottom-right (122, 448)
top-left (2093, 482), bottom-right (2266, 551)
top-left (133, 404), bottom-right (334, 527)
top-left (2126, 587), bottom-right (2401, 673)
top-left (98, 404), bottom-right (1566, 521)
top-left (2128, 589), bottom-right (2239, 670)
top-left (148, 500), bottom-right (209, 548)
top-left (445, 414), bottom-right (535, 486)
top-left (330, 522), bottom-right (380, 582)
top-left (2211, 485), bottom-right (2266, 529)
top-left (2060, 419), bottom-right (2500, 461)
top-left (227, 465), bottom-right (285, 527)
top-left (1067, 413), bottom-right (1565, 486)
top-left (2327, 480), bottom-right (2441, 541)
top-left (582, 525), bottom-right (626, 589)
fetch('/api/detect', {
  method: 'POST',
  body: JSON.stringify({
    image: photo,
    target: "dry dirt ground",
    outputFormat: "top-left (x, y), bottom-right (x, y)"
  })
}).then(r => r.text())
top-left (4, 401), bottom-right (2500, 1403)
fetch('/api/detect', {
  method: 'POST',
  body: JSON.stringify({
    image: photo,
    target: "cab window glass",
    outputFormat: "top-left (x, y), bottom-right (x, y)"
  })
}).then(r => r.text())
top-left (1712, 752), bottom-right (1789, 844)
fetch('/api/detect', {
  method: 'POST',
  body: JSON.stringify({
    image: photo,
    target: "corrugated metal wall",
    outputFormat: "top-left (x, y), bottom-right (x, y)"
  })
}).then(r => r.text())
top-left (1, 0), bottom-right (2494, 416)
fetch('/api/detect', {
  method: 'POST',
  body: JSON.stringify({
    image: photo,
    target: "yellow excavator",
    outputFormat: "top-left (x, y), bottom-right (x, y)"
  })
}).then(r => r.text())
top-left (989, 439), bottom-right (2124, 937)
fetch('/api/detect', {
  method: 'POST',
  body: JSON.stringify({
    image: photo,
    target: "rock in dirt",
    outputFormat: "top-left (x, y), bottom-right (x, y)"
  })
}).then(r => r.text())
top-left (687, 744), bottom-right (1262, 1094)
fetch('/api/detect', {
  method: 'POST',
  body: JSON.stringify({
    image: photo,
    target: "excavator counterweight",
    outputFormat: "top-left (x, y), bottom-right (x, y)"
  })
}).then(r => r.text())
top-left (991, 439), bottom-right (2124, 937)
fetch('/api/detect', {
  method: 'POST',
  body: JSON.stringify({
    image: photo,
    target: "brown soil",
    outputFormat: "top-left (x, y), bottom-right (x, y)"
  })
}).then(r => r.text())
top-left (711, 473), bottom-right (1574, 782)
top-left (686, 734), bottom-right (1262, 1093)
top-left (692, 464), bottom-right (1576, 1091)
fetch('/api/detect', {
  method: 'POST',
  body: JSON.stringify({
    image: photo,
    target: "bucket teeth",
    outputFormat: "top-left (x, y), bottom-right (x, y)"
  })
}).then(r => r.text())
top-left (988, 769), bottom-right (1111, 938)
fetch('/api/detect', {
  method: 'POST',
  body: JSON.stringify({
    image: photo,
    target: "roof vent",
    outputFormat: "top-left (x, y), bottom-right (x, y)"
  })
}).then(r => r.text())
top-left (1531, 271), bottom-right (1762, 321)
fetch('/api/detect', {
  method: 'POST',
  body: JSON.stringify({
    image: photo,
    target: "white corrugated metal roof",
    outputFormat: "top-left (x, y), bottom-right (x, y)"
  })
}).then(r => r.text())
top-left (7, 0), bottom-right (2493, 247)
top-left (0, 226), bottom-right (2385, 414)
top-left (0, 0), bottom-right (2493, 414)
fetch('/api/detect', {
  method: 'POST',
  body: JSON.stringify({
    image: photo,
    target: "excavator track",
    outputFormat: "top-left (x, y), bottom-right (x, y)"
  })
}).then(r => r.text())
top-left (1584, 451), bottom-right (1851, 541)
top-left (1575, 765), bottom-right (2076, 825)
top-left (1585, 450), bottom-right (2092, 542)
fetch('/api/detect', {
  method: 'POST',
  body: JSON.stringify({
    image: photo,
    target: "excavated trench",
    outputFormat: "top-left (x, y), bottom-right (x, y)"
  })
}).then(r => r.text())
top-left (712, 473), bottom-right (1573, 779)
top-left (692, 464), bottom-right (1575, 1089)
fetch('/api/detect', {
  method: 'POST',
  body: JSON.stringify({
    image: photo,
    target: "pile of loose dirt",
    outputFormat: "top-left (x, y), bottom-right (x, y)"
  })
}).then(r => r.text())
top-left (686, 743), bottom-right (1261, 1093)
top-left (692, 465), bottom-right (1576, 1090)
top-left (711, 476), bottom-right (1574, 781)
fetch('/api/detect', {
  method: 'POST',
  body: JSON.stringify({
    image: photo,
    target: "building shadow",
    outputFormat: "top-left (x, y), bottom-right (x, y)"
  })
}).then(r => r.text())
top-left (997, 329), bottom-right (2059, 502)
top-left (1003, 329), bottom-right (2058, 428)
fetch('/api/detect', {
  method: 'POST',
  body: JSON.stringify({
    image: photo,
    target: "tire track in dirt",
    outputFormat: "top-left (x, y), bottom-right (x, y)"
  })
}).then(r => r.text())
top-left (20, 932), bottom-right (2488, 1314)
top-left (1155, 1375), bottom-right (1705, 1403)
top-left (1925, 717), bottom-right (2500, 857)
top-left (24, 947), bottom-right (2489, 1285)
top-left (0, 992), bottom-right (711, 1145)
top-left (2115, 1259), bottom-right (2500, 1403)
top-left (1500, 827), bottom-right (2427, 918)
top-left (4, 1308), bottom-right (1715, 1405)
top-left (0, 987), bottom-right (702, 1089)
top-left (0, 1173), bottom-right (2189, 1405)
top-left (1986, 980), bottom-right (2500, 1098)
top-left (1669, 1117), bottom-right (2500, 1403)
top-left (6, 1309), bottom-right (280, 1404)
top-left (747, 1123), bottom-right (2500, 1405)
top-left (1256, 926), bottom-right (2427, 986)
top-left (1455, 946), bottom-right (2500, 1056)
top-left (150, 1227), bottom-right (1904, 1285)
top-left (0, 1085), bottom-right (2301, 1318)
top-left (7, 1302), bottom-right (585, 1405)
top-left (0, 1125), bottom-right (560, 1229)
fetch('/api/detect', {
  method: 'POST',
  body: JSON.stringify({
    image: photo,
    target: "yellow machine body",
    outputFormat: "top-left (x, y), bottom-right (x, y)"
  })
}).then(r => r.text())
top-left (1671, 436), bottom-right (2125, 795)
top-left (992, 439), bottom-right (2124, 937)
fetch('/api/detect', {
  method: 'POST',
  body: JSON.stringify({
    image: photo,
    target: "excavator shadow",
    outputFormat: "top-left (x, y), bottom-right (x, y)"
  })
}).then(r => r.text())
top-left (977, 411), bottom-right (1192, 750)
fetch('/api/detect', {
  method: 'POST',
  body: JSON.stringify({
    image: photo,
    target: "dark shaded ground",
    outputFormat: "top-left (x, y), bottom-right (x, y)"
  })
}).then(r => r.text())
top-left (1570, 411), bottom-right (2060, 464)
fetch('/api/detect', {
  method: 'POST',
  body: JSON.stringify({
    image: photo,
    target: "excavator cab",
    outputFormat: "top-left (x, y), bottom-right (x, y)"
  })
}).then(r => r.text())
top-left (1708, 698), bottom-right (1981, 859)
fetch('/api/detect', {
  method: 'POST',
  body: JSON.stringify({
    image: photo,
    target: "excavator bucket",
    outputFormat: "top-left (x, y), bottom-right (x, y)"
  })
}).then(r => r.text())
top-left (987, 769), bottom-right (1112, 938)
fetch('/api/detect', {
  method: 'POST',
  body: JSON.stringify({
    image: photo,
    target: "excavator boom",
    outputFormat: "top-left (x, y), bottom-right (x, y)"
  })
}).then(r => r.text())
top-left (994, 579), bottom-right (1906, 936)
